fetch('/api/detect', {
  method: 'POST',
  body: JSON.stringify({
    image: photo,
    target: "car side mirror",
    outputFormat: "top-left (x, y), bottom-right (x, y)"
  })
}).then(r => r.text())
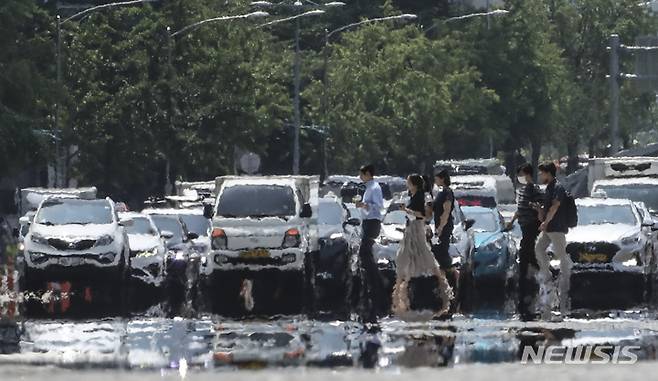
top-left (187, 232), bottom-right (199, 241)
top-left (203, 204), bottom-right (214, 219)
top-left (464, 219), bottom-right (476, 231)
top-left (343, 218), bottom-right (361, 228)
top-left (300, 203), bottom-right (312, 218)
top-left (19, 216), bottom-right (30, 225)
top-left (160, 230), bottom-right (174, 240)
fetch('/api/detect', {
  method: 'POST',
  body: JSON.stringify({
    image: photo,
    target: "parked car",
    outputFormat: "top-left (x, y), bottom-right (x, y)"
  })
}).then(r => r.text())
top-left (118, 212), bottom-right (167, 289)
top-left (315, 197), bottom-right (361, 315)
top-left (143, 209), bottom-right (200, 315)
top-left (201, 176), bottom-right (319, 315)
top-left (560, 198), bottom-right (656, 309)
top-left (21, 197), bottom-right (130, 309)
top-left (451, 175), bottom-right (515, 208)
top-left (461, 206), bottom-right (518, 289)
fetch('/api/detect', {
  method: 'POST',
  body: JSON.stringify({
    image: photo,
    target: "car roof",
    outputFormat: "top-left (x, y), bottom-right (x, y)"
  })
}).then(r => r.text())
top-left (593, 177), bottom-right (658, 186)
top-left (576, 197), bottom-right (633, 207)
top-left (141, 208), bottom-right (202, 215)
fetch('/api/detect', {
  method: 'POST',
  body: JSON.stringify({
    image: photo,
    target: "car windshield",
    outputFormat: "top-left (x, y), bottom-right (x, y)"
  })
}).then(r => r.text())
top-left (179, 214), bottom-right (210, 236)
top-left (595, 184), bottom-right (658, 213)
top-left (217, 185), bottom-right (296, 218)
top-left (464, 211), bottom-right (499, 232)
top-left (125, 217), bottom-right (157, 236)
top-left (578, 204), bottom-right (637, 226)
top-left (384, 211), bottom-right (408, 225)
top-left (150, 215), bottom-right (184, 244)
top-left (319, 202), bottom-right (343, 225)
top-left (35, 199), bottom-right (113, 225)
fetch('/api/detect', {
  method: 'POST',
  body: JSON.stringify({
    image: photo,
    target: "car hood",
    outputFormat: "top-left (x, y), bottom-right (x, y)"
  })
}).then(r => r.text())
top-left (381, 224), bottom-right (404, 242)
top-left (319, 225), bottom-right (342, 239)
top-left (127, 234), bottom-right (161, 252)
top-left (31, 223), bottom-right (116, 239)
top-left (567, 224), bottom-right (638, 244)
top-left (474, 231), bottom-right (502, 248)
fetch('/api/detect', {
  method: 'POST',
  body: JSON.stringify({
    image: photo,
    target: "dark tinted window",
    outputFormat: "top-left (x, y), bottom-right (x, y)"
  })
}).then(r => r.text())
top-left (596, 184), bottom-right (658, 213)
top-left (180, 214), bottom-right (210, 236)
top-left (150, 215), bottom-right (184, 244)
top-left (125, 217), bottom-right (157, 236)
top-left (217, 185), bottom-right (296, 218)
top-left (35, 199), bottom-right (113, 225)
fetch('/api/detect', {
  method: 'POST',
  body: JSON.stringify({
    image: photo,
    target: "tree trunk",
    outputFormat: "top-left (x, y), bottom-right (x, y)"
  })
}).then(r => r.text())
top-left (531, 138), bottom-right (541, 183)
top-left (566, 140), bottom-right (579, 175)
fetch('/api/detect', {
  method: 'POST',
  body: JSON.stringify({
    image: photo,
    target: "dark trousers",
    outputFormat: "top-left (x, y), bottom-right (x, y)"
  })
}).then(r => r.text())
top-left (431, 226), bottom-right (453, 270)
top-left (359, 219), bottom-right (383, 318)
top-left (519, 221), bottom-right (540, 314)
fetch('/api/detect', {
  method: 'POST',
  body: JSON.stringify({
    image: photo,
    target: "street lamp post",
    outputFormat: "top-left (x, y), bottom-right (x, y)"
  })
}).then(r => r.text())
top-left (163, 11), bottom-right (269, 194)
top-left (254, 1), bottom-right (345, 175)
top-left (53, 0), bottom-right (159, 188)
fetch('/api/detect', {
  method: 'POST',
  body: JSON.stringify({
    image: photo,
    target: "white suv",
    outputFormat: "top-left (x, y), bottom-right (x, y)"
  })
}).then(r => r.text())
top-left (21, 197), bottom-right (130, 300)
top-left (201, 176), bottom-right (319, 314)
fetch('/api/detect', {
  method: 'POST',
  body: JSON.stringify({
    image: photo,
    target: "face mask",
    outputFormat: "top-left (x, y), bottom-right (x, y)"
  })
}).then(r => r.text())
top-left (517, 176), bottom-right (528, 185)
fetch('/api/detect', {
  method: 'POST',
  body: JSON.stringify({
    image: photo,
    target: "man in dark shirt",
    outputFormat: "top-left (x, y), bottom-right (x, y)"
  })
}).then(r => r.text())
top-left (506, 164), bottom-right (541, 319)
top-left (535, 161), bottom-right (572, 317)
top-left (431, 170), bottom-right (454, 270)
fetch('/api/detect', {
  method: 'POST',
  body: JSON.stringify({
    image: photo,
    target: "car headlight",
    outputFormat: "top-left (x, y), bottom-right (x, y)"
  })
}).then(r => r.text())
top-left (282, 228), bottom-right (301, 248)
top-left (136, 247), bottom-right (159, 257)
top-left (621, 234), bottom-right (640, 246)
top-left (97, 252), bottom-right (116, 264)
top-left (622, 258), bottom-right (638, 267)
top-left (30, 233), bottom-right (49, 245)
top-left (329, 232), bottom-right (343, 240)
top-left (211, 228), bottom-right (227, 250)
top-left (281, 253), bottom-right (297, 264)
top-left (95, 235), bottom-right (115, 247)
top-left (29, 252), bottom-right (49, 264)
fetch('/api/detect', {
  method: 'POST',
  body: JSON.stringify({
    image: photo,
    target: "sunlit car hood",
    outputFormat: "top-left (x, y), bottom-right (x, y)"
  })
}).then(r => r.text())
top-left (31, 223), bottom-right (116, 239)
top-left (567, 223), bottom-right (638, 243)
top-left (127, 234), bottom-right (161, 252)
top-left (381, 224), bottom-right (404, 242)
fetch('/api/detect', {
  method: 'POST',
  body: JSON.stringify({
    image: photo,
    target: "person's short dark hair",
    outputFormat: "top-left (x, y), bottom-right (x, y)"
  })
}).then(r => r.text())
top-left (538, 161), bottom-right (557, 177)
top-left (435, 169), bottom-right (451, 186)
top-left (360, 164), bottom-right (375, 177)
top-left (517, 163), bottom-right (533, 177)
top-left (408, 174), bottom-right (425, 191)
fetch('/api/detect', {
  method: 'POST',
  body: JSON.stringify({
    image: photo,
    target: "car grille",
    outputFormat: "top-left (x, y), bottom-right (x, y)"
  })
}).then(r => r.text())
top-left (567, 242), bottom-right (620, 264)
top-left (225, 256), bottom-right (287, 266)
top-left (48, 238), bottom-right (97, 251)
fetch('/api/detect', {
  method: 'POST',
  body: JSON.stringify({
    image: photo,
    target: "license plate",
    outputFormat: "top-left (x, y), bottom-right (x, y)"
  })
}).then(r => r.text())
top-left (58, 257), bottom-right (83, 266)
top-left (579, 253), bottom-right (608, 263)
top-left (240, 249), bottom-right (270, 259)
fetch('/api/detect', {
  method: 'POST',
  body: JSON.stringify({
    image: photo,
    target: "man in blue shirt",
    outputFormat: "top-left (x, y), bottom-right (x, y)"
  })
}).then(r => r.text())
top-left (356, 164), bottom-right (385, 322)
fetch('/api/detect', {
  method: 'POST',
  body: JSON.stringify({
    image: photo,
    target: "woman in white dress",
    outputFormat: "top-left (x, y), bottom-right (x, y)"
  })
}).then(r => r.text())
top-left (391, 174), bottom-right (454, 317)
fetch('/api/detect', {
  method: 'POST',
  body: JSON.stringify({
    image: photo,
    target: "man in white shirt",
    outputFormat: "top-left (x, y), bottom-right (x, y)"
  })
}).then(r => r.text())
top-left (356, 164), bottom-right (385, 322)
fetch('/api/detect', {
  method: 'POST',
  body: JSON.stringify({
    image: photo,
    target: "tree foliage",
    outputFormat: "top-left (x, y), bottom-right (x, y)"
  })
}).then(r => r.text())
top-left (1, 0), bottom-right (657, 204)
